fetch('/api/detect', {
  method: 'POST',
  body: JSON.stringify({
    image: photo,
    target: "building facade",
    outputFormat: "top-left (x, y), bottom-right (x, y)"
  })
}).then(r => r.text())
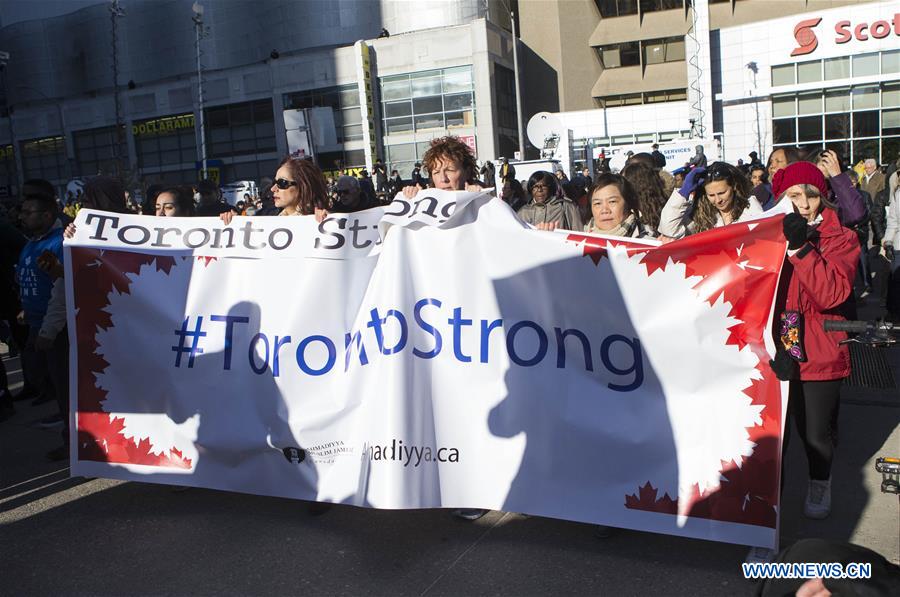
top-left (520, 0), bottom-right (897, 167)
top-left (0, 0), bottom-right (534, 197)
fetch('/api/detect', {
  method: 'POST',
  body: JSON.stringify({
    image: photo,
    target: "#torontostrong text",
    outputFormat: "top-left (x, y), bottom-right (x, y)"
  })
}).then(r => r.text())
top-left (172, 298), bottom-right (645, 392)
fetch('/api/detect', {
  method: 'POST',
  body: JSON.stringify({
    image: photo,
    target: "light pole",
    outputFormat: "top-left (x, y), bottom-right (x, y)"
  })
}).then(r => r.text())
top-left (746, 61), bottom-right (763, 161)
top-left (496, 0), bottom-right (524, 161)
top-left (193, 2), bottom-right (208, 181)
top-left (109, 0), bottom-right (125, 176)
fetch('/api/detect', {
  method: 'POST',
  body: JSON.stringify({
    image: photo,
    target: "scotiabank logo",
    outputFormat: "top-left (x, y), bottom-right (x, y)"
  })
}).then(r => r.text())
top-left (791, 14), bottom-right (900, 57)
top-left (791, 18), bottom-right (822, 57)
top-left (835, 14), bottom-right (900, 44)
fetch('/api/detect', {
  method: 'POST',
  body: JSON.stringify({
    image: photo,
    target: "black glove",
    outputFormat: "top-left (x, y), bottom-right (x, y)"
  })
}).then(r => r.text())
top-left (783, 213), bottom-right (809, 250)
top-left (769, 350), bottom-right (799, 381)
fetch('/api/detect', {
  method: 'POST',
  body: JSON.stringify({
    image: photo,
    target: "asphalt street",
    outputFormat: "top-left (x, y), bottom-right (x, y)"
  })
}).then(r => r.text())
top-left (1, 311), bottom-right (897, 596)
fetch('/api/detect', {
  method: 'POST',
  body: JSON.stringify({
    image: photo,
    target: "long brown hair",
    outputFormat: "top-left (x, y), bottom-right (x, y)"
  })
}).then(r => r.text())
top-left (620, 162), bottom-right (666, 229)
top-left (692, 162), bottom-right (752, 232)
top-left (277, 156), bottom-right (328, 215)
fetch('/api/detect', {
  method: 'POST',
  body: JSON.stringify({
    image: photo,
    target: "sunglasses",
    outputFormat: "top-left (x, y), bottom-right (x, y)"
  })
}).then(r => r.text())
top-left (274, 178), bottom-right (297, 190)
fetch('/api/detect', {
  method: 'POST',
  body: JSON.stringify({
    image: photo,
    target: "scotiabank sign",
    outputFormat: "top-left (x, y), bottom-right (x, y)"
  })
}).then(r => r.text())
top-left (791, 13), bottom-right (899, 57)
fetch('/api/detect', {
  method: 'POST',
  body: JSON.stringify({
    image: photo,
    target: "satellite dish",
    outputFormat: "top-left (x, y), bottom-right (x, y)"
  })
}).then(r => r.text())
top-left (527, 112), bottom-right (564, 149)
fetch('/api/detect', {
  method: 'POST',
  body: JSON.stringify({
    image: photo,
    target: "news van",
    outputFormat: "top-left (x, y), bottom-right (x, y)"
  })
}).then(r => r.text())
top-left (221, 181), bottom-right (258, 206)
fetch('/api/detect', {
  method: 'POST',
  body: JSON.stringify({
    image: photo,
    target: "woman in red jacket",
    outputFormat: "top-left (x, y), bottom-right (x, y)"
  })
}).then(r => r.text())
top-left (769, 161), bottom-right (860, 520)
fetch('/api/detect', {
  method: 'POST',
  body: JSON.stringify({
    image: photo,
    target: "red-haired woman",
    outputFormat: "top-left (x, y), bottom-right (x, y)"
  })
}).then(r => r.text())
top-left (402, 136), bottom-right (482, 196)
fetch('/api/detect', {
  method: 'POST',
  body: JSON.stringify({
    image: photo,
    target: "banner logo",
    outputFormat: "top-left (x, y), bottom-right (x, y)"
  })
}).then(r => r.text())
top-left (791, 17), bottom-right (822, 56)
top-left (282, 446), bottom-right (306, 464)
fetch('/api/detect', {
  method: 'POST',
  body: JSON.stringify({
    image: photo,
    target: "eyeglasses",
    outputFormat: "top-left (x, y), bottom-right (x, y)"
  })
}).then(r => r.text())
top-left (274, 178), bottom-right (297, 190)
top-left (532, 183), bottom-right (548, 191)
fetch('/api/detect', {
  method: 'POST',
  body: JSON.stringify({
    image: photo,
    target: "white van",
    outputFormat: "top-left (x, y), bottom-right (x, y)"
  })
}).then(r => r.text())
top-left (221, 181), bottom-right (258, 206)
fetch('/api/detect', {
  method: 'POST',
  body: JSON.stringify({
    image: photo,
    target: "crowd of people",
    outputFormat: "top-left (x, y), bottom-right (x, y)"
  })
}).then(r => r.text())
top-left (2, 134), bottom-right (900, 569)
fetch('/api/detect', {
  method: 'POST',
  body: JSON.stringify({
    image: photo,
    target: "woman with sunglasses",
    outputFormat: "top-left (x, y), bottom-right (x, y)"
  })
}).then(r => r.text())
top-left (658, 161), bottom-right (762, 239)
top-left (221, 157), bottom-right (328, 225)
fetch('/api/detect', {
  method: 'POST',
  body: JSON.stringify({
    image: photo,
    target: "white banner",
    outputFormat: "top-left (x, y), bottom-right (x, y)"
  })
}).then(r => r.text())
top-left (66, 191), bottom-right (788, 549)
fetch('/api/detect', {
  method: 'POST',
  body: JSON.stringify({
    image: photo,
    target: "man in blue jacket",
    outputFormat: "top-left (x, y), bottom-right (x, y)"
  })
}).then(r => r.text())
top-left (17, 185), bottom-right (68, 460)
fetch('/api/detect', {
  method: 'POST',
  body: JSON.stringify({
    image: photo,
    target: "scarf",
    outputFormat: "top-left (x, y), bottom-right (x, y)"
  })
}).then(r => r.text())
top-left (585, 213), bottom-right (637, 238)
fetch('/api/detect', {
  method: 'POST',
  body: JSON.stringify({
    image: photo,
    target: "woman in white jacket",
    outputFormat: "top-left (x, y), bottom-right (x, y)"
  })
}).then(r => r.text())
top-left (658, 162), bottom-right (763, 239)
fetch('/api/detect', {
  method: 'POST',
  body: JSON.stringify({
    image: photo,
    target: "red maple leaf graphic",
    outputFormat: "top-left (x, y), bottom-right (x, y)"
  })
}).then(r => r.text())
top-left (615, 217), bottom-right (787, 528)
top-left (72, 248), bottom-right (191, 469)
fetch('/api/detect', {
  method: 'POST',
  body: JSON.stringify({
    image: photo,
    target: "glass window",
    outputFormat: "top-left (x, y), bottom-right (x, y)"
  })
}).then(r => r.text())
top-left (73, 126), bottom-right (127, 177)
top-left (381, 77), bottom-right (411, 101)
top-left (413, 96), bottom-right (443, 115)
top-left (385, 143), bottom-right (416, 163)
top-left (381, 66), bottom-right (476, 151)
top-left (343, 124), bottom-right (364, 141)
top-left (384, 101), bottom-right (412, 118)
top-left (772, 95), bottom-right (796, 118)
top-left (797, 61), bottom-right (821, 84)
top-left (798, 93), bottom-right (822, 115)
top-left (883, 110), bottom-right (900, 136)
top-left (825, 89), bottom-right (851, 112)
top-left (21, 136), bottom-right (67, 182)
top-left (384, 117), bottom-right (413, 135)
top-left (595, 0), bottom-right (638, 18)
top-left (599, 41), bottom-right (640, 68)
top-left (445, 110), bottom-right (473, 127)
top-left (339, 87), bottom-right (360, 108)
top-left (202, 99), bottom-right (275, 158)
top-left (825, 113), bottom-right (851, 140)
top-left (824, 140), bottom-right (851, 160)
top-left (852, 138), bottom-right (879, 164)
top-left (772, 119), bottom-right (796, 144)
top-left (442, 67), bottom-right (473, 93)
top-left (643, 40), bottom-right (665, 65)
top-left (852, 86), bottom-right (879, 110)
top-left (824, 57), bottom-right (850, 80)
top-left (852, 53), bottom-right (879, 78)
top-left (771, 64), bottom-right (795, 87)
top-left (853, 111), bottom-right (879, 137)
top-left (414, 113), bottom-right (444, 130)
top-left (798, 116), bottom-right (822, 142)
top-left (342, 107), bottom-right (362, 125)
top-left (443, 92), bottom-right (473, 111)
top-left (410, 73), bottom-right (442, 97)
top-left (884, 84), bottom-right (900, 108)
top-left (642, 37), bottom-right (684, 65)
top-left (639, 0), bottom-right (682, 13)
top-left (883, 50), bottom-right (900, 74)
top-left (883, 138), bottom-right (900, 164)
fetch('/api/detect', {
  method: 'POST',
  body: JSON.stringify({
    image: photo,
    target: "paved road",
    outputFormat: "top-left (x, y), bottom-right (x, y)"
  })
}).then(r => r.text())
top-left (1, 332), bottom-right (897, 596)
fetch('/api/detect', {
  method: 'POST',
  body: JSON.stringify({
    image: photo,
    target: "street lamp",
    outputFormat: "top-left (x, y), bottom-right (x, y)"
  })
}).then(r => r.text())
top-left (746, 61), bottom-right (763, 161)
top-left (109, 0), bottom-right (125, 176)
top-left (496, 0), bottom-right (524, 161)
top-left (193, 2), bottom-right (209, 181)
